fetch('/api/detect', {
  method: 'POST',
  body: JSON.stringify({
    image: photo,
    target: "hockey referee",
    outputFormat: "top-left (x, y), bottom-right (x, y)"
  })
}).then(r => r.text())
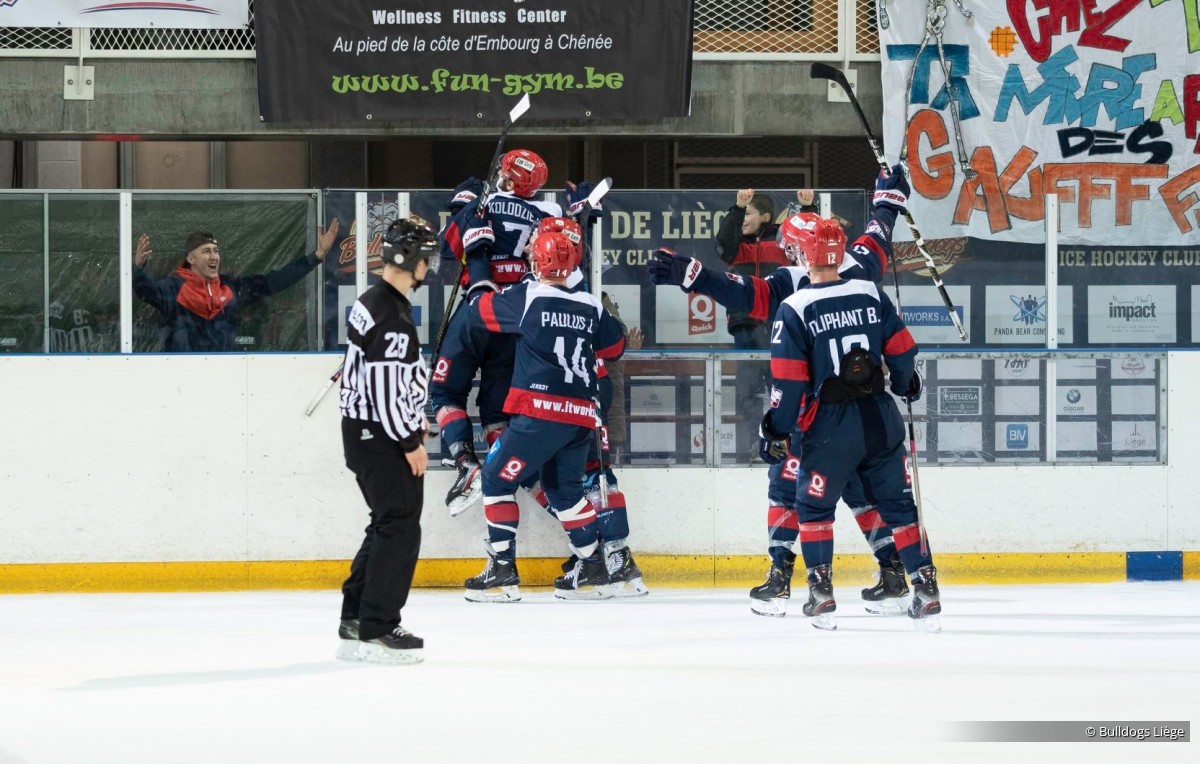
top-left (335, 217), bottom-right (439, 665)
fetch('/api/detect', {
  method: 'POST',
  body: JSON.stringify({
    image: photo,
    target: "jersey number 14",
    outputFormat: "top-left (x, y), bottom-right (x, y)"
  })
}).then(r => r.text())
top-left (553, 335), bottom-right (591, 385)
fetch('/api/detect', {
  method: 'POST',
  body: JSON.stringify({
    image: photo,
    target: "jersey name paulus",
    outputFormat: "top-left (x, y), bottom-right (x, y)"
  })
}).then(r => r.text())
top-left (541, 312), bottom-right (593, 331)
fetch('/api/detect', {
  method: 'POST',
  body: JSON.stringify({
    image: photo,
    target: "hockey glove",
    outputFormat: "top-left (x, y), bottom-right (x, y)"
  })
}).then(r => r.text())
top-left (757, 413), bottom-right (789, 465)
top-left (648, 248), bottom-right (703, 289)
top-left (466, 279), bottom-right (499, 303)
top-left (892, 369), bottom-right (922, 403)
top-left (873, 164), bottom-right (910, 215)
top-left (566, 181), bottom-right (603, 218)
top-left (449, 177), bottom-right (484, 213)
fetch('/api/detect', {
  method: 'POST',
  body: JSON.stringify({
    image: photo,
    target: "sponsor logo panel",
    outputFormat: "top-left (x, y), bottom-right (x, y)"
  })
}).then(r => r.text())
top-left (984, 286), bottom-right (1074, 344)
top-left (1056, 385), bottom-right (1097, 416)
top-left (996, 422), bottom-right (1040, 452)
top-left (938, 386), bottom-right (982, 416)
top-left (896, 285), bottom-right (971, 345)
top-left (653, 286), bottom-right (735, 345)
top-left (1112, 421), bottom-right (1156, 452)
top-left (1087, 285), bottom-right (1176, 344)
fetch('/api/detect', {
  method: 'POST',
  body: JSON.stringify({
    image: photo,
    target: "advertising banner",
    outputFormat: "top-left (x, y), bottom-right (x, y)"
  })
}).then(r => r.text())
top-left (254, 0), bottom-right (694, 123)
top-left (880, 2), bottom-right (1200, 247)
top-left (0, 0), bottom-right (250, 28)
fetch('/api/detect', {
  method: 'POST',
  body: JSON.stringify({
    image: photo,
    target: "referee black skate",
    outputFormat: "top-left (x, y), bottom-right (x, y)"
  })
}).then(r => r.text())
top-left (336, 217), bottom-right (439, 664)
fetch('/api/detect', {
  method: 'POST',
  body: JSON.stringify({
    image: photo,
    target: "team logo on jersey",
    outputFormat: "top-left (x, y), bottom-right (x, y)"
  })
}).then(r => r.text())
top-left (806, 471), bottom-right (827, 499)
top-left (724, 272), bottom-right (744, 285)
top-left (769, 385), bottom-right (782, 408)
top-left (499, 456), bottom-right (526, 482)
top-left (432, 357), bottom-right (451, 383)
top-left (688, 293), bottom-right (716, 335)
top-left (782, 456), bottom-right (800, 482)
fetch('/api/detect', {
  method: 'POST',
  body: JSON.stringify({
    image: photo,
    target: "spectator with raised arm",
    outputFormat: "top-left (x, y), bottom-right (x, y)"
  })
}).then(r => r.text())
top-left (132, 219), bottom-right (339, 352)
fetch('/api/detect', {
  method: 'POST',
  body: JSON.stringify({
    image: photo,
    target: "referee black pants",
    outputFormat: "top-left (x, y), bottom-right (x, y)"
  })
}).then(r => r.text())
top-left (340, 418), bottom-right (424, 640)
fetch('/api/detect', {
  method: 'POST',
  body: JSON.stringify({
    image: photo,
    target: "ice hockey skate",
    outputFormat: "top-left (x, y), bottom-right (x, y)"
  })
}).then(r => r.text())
top-left (862, 553), bottom-right (910, 615)
top-left (908, 564), bottom-right (942, 633)
top-left (602, 540), bottom-right (650, 598)
top-left (464, 542), bottom-right (521, 603)
top-left (443, 451), bottom-right (483, 517)
top-left (749, 553), bottom-right (794, 617)
top-left (554, 552), bottom-right (613, 600)
top-left (802, 564), bottom-right (837, 630)
top-left (335, 618), bottom-right (361, 662)
top-left (358, 625), bottom-right (424, 665)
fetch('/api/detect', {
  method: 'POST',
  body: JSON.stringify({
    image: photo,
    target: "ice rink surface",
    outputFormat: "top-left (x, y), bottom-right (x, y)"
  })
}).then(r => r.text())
top-left (1, 582), bottom-right (1197, 764)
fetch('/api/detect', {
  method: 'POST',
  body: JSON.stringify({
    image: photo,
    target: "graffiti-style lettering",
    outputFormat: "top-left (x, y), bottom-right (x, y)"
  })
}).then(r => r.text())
top-left (1058, 127), bottom-right (1125, 157)
top-left (1127, 121), bottom-right (1174, 163)
top-left (996, 47), bottom-right (1085, 124)
top-left (1151, 79), bottom-right (1187, 124)
top-left (1159, 164), bottom-right (1200, 232)
top-left (885, 44), bottom-right (979, 119)
top-left (906, 109), bottom-right (957, 199)
top-left (997, 47), bottom-right (1157, 129)
top-left (1186, 74), bottom-right (1200, 148)
top-left (1008, 0), bottom-right (1142, 63)
top-left (1057, 121), bottom-right (1173, 162)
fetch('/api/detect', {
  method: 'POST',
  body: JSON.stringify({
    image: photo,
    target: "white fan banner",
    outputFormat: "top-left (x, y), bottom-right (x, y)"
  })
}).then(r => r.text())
top-left (0, 0), bottom-right (249, 29)
top-left (879, 1), bottom-right (1200, 246)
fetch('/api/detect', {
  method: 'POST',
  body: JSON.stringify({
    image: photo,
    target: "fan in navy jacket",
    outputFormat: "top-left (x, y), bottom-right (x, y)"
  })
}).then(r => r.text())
top-left (460, 231), bottom-right (626, 603)
top-left (431, 150), bottom-right (562, 516)
top-left (648, 168), bottom-right (914, 617)
top-left (758, 210), bottom-right (942, 631)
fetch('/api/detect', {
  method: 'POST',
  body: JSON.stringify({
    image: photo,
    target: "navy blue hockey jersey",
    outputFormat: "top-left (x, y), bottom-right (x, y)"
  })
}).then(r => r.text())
top-left (470, 281), bottom-right (625, 427)
top-left (440, 191), bottom-right (562, 287)
top-left (764, 279), bottom-right (917, 436)
top-left (683, 215), bottom-right (890, 323)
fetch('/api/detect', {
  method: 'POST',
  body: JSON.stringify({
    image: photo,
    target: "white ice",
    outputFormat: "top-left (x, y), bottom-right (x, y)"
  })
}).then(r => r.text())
top-left (1, 583), bottom-right (1197, 764)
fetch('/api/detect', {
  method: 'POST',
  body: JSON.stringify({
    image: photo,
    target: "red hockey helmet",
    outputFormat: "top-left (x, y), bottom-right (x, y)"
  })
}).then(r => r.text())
top-left (530, 231), bottom-right (577, 279)
top-left (499, 149), bottom-right (548, 198)
top-left (777, 212), bottom-right (847, 268)
top-left (535, 216), bottom-right (583, 263)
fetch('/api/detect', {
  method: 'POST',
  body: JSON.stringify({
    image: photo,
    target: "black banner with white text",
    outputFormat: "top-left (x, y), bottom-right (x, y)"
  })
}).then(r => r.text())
top-left (253, 0), bottom-right (694, 123)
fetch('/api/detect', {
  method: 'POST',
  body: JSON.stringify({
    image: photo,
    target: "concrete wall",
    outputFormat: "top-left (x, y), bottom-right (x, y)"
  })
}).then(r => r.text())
top-left (0, 60), bottom-right (883, 139)
top-left (1, 353), bottom-right (1196, 568)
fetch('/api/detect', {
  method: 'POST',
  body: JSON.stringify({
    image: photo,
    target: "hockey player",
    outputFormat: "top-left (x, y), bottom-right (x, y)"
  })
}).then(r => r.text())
top-left (513, 216), bottom-right (649, 598)
top-left (757, 212), bottom-right (941, 632)
top-left (461, 231), bottom-right (627, 602)
top-left (431, 149), bottom-right (559, 515)
top-left (336, 217), bottom-right (439, 664)
top-left (648, 170), bottom-right (913, 615)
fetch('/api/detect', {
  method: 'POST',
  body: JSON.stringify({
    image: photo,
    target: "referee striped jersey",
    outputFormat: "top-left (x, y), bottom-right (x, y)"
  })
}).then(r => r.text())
top-left (339, 280), bottom-right (429, 451)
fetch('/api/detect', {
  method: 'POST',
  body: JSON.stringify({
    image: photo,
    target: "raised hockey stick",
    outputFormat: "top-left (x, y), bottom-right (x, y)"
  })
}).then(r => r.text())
top-left (578, 177), bottom-right (613, 509)
top-left (430, 93), bottom-right (532, 361)
top-left (304, 363), bottom-right (343, 417)
top-left (810, 62), bottom-right (967, 341)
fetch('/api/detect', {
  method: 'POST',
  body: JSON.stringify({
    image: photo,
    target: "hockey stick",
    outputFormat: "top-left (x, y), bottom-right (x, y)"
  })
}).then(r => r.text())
top-left (575, 176), bottom-right (612, 287)
top-left (578, 177), bottom-right (613, 509)
top-left (430, 93), bottom-right (532, 361)
top-left (304, 363), bottom-right (343, 417)
top-left (810, 62), bottom-right (967, 341)
top-left (887, 264), bottom-right (929, 556)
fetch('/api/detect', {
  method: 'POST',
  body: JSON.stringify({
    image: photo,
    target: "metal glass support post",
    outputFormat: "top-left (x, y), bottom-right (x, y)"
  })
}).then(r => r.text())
top-left (706, 355), bottom-right (722, 467)
top-left (354, 192), bottom-right (369, 297)
top-left (1044, 193), bottom-right (1058, 463)
top-left (42, 194), bottom-right (50, 353)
